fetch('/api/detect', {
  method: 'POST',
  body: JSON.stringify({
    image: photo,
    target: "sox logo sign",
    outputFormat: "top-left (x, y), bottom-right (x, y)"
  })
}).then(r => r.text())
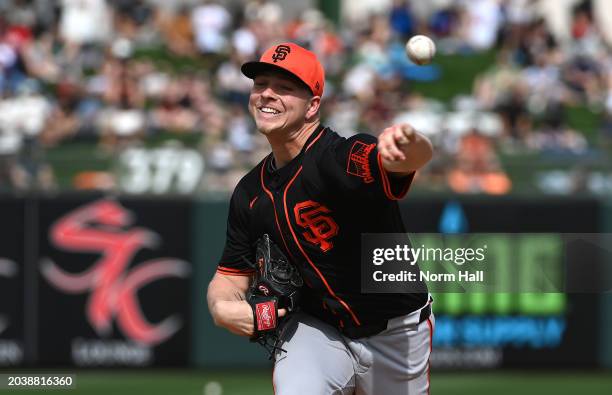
top-left (40, 200), bottom-right (190, 346)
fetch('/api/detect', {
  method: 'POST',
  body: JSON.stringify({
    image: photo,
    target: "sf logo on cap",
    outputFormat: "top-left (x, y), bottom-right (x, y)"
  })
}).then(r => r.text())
top-left (272, 45), bottom-right (291, 62)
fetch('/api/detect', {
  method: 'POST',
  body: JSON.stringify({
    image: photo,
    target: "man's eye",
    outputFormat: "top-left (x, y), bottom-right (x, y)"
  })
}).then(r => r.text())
top-left (280, 85), bottom-right (293, 91)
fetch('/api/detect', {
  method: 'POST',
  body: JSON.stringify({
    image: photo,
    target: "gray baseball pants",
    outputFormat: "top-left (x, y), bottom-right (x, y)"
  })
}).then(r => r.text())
top-left (273, 304), bottom-right (434, 395)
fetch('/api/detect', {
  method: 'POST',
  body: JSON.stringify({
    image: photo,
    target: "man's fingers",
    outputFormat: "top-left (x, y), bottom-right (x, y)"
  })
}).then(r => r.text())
top-left (394, 127), bottom-right (409, 145)
top-left (378, 124), bottom-right (418, 162)
top-left (400, 123), bottom-right (415, 138)
top-left (398, 125), bottom-right (416, 147)
top-left (380, 141), bottom-right (405, 161)
top-left (379, 129), bottom-right (406, 160)
top-left (278, 308), bottom-right (288, 318)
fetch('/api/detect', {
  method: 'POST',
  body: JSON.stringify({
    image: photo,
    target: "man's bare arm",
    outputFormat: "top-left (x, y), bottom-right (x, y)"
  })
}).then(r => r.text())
top-left (207, 271), bottom-right (288, 337)
top-left (207, 272), bottom-right (255, 337)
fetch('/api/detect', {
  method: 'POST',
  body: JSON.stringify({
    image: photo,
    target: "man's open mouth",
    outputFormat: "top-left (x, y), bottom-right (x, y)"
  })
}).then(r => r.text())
top-left (259, 107), bottom-right (281, 115)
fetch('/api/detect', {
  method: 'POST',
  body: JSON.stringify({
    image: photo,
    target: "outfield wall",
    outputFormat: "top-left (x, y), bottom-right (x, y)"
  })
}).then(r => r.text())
top-left (0, 194), bottom-right (608, 369)
top-left (601, 200), bottom-right (612, 369)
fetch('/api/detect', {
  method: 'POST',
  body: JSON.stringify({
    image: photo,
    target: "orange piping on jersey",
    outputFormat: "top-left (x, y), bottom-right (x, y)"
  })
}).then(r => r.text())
top-left (376, 152), bottom-right (413, 200)
top-left (283, 166), bottom-right (362, 326)
top-left (305, 127), bottom-right (325, 151)
top-left (217, 266), bottom-right (253, 272)
top-left (260, 156), bottom-right (298, 265)
top-left (216, 266), bottom-right (255, 276)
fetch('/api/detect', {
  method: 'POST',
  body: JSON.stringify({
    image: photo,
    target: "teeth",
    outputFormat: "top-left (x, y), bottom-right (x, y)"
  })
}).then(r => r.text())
top-left (260, 107), bottom-right (280, 114)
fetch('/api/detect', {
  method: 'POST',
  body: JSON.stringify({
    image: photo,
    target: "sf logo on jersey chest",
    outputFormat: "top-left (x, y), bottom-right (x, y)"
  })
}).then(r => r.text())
top-left (294, 201), bottom-right (338, 252)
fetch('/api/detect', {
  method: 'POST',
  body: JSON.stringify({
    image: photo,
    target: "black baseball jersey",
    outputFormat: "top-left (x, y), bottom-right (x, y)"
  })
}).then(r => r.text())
top-left (217, 125), bottom-right (428, 330)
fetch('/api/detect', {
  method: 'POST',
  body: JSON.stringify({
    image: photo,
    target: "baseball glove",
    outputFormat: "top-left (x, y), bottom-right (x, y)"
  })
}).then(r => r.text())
top-left (247, 234), bottom-right (303, 358)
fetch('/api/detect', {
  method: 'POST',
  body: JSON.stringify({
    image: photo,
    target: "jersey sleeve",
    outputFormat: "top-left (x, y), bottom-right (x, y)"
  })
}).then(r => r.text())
top-left (217, 185), bottom-right (255, 277)
top-left (319, 133), bottom-right (415, 200)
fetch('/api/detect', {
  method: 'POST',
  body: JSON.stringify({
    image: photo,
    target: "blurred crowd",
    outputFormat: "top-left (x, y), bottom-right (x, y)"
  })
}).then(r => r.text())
top-left (0, 0), bottom-right (610, 194)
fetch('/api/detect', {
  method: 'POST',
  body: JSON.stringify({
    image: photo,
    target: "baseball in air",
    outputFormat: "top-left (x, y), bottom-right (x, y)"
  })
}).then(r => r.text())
top-left (405, 35), bottom-right (436, 65)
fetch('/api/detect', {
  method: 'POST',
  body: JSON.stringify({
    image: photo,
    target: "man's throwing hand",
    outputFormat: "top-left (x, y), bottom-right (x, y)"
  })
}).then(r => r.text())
top-left (378, 124), bottom-right (417, 162)
top-left (377, 123), bottom-right (433, 174)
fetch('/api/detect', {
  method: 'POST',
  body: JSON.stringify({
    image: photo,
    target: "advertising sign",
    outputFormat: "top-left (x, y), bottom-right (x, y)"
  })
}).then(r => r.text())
top-left (37, 197), bottom-right (192, 366)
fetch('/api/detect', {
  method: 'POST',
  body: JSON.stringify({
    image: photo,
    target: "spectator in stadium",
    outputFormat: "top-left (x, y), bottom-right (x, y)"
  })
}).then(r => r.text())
top-left (40, 79), bottom-right (82, 147)
top-left (495, 84), bottom-right (532, 142)
top-left (0, 0), bottom-right (608, 195)
top-left (389, 0), bottom-right (416, 40)
top-left (447, 128), bottom-right (512, 195)
top-left (191, 0), bottom-right (231, 55)
top-left (59, 0), bottom-right (112, 46)
top-left (156, 5), bottom-right (196, 57)
top-left (150, 73), bottom-right (202, 134)
top-left (215, 50), bottom-right (253, 106)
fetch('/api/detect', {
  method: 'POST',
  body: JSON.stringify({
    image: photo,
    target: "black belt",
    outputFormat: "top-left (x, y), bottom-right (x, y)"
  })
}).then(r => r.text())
top-left (341, 303), bottom-right (431, 339)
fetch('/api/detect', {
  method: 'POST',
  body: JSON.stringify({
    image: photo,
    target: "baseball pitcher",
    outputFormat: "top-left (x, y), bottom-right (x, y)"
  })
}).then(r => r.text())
top-left (207, 42), bottom-right (434, 395)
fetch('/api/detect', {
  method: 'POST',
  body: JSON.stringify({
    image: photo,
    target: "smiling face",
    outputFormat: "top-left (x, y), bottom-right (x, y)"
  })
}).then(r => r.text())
top-left (248, 69), bottom-right (320, 136)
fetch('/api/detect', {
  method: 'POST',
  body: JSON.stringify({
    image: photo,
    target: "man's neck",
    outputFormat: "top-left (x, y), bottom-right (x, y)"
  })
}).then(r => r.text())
top-left (267, 121), bottom-right (320, 168)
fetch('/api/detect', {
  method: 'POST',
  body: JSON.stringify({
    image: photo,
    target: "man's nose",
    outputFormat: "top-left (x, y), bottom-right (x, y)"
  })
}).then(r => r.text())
top-left (260, 85), bottom-right (277, 98)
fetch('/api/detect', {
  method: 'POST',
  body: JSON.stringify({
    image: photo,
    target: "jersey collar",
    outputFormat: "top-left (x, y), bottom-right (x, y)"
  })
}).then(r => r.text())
top-left (264, 125), bottom-right (326, 188)
top-left (266, 124), bottom-right (326, 173)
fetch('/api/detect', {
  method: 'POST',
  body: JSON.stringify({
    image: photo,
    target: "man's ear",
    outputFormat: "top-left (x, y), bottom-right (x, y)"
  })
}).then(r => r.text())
top-left (306, 96), bottom-right (321, 120)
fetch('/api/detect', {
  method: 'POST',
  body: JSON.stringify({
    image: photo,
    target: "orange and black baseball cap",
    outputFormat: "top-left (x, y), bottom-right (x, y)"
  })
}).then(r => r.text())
top-left (241, 42), bottom-right (325, 97)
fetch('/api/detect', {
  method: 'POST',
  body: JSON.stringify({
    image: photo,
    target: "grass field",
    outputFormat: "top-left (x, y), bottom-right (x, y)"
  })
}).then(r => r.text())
top-left (7, 370), bottom-right (612, 394)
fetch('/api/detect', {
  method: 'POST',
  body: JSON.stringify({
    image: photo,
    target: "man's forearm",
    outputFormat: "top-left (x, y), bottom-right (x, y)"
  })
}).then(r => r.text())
top-left (208, 274), bottom-right (247, 313)
top-left (207, 272), bottom-right (255, 336)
